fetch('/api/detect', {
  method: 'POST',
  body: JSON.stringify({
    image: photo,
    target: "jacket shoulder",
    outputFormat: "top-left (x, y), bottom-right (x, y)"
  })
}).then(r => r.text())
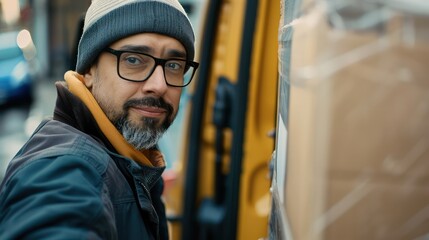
top-left (0, 153), bottom-right (117, 239)
top-left (3, 119), bottom-right (111, 184)
top-left (0, 120), bottom-right (118, 239)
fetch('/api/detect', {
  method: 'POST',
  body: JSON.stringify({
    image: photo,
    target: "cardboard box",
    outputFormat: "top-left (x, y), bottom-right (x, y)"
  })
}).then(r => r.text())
top-left (284, 2), bottom-right (429, 240)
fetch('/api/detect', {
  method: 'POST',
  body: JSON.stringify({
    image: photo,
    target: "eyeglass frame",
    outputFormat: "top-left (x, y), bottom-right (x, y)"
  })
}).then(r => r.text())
top-left (104, 47), bottom-right (199, 87)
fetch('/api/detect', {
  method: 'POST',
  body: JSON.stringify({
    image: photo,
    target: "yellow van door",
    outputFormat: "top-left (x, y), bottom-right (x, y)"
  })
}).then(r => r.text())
top-left (164, 0), bottom-right (280, 239)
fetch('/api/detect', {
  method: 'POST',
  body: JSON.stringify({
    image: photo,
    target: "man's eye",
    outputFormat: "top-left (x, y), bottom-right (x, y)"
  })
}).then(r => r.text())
top-left (166, 61), bottom-right (184, 71)
top-left (123, 56), bottom-right (142, 65)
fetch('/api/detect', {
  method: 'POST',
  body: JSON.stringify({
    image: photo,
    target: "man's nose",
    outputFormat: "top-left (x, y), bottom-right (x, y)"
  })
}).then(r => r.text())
top-left (141, 65), bottom-right (169, 95)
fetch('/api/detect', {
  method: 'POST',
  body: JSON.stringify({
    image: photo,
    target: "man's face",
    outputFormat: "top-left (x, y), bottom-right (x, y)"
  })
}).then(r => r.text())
top-left (83, 33), bottom-right (185, 150)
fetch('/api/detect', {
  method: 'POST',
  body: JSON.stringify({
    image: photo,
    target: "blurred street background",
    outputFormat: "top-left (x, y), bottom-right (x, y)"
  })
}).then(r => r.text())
top-left (0, 79), bottom-right (55, 177)
top-left (0, 0), bottom-right (91, 180)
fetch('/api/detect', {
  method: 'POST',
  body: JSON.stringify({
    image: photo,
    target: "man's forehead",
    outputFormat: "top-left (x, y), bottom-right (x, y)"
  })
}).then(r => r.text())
top-left (112, 33), bottom-right (187, 57)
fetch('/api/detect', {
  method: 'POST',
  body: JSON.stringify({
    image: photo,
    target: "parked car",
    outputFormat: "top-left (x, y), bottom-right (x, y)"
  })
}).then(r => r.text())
top-left (0, 30), bottom-right (35, 106)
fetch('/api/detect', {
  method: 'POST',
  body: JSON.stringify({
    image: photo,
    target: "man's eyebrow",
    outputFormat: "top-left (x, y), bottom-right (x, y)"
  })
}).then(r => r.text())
top-left (119, 45), bottom-right (152, 53)
top-left (118, 45), bottom-right (187, 59)
top-left (167, 49), bottom-right (187, 59)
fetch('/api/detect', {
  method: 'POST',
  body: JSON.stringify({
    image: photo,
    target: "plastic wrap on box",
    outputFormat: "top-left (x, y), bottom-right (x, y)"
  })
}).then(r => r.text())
top-left (278, 0), bottom-right (429, 239)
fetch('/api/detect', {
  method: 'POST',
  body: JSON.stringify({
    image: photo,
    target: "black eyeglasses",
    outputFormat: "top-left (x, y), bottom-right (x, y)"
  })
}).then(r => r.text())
top-left (104, 48), bottom-right (199, 87)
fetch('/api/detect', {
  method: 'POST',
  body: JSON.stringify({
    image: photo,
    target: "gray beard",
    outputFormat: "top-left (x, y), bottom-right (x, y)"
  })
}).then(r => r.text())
top-left (115, 116), bottom-right (168, 150)
top-left (90, 71), bottom-right (173, 150)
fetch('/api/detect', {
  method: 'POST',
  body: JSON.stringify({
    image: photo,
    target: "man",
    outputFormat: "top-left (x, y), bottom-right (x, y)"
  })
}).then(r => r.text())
top-left (0, 0), bottom-right (198, 239)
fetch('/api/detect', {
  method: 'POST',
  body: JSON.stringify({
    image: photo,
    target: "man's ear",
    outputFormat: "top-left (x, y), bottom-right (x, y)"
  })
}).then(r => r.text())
top-left (83, 66), bottom-right (96, 88)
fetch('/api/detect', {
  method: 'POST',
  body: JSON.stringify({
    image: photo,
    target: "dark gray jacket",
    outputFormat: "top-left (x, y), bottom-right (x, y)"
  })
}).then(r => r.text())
top-left (0, 83), bottom-right (168, 239)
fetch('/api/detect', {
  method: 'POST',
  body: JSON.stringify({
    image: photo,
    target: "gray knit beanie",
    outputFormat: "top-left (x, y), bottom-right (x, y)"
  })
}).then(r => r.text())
top-left (76, 0), bottom-right (195, 74)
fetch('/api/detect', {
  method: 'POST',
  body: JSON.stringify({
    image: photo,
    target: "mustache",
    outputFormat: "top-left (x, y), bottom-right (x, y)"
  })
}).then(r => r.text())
top-left (123, 97), bottom-right (174, 116)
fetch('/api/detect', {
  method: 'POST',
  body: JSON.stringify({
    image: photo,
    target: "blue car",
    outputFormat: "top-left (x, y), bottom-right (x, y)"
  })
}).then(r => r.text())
top-left (0, 30), bottom-right (34, 105)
